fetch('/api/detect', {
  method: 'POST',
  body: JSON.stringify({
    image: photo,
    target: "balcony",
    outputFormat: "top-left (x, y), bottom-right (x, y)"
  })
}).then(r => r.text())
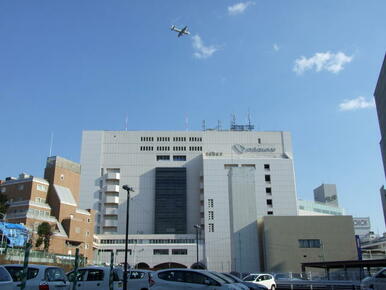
top-left (105, 172), bottom-right (120, 181)
top-left (104, 185), bottom-right (120, 193)
top-left (103, 219), bottom-right (118, 227)
top-left (104, 208), bottom-right (119, 216)
top-left (104, 195), bottom-right (119, 204)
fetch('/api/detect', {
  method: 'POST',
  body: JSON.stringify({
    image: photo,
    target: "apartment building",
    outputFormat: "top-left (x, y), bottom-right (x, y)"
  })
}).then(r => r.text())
top-left (0, 156), bottom-right (95, 261)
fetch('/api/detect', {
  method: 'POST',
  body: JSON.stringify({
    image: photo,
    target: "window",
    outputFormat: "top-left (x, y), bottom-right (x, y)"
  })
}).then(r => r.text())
top-left (37, 184), bottom-right (47, 192)
top-left (299, 239), bottom-right (321, 248)
top-left (153, 249), bottom-right (169, 255)
top-left (86, 269), bottom-right (104, 281)
top-left (75, 227), bottom-right (81, 234)
top-left (156, 155), bottom-right (170, 161)
top-left (241, 164), bottom-right (255, 168)
top-left (264, 164), bottom-right (270, 170)
top-left (0, 267), bottom-right (11, 282)
top-left (224, 164), bottom-right (238, 169)
top-left (45, 268), bottom-right (66, 282)
top-left (267, 211), bottom-right (273, 215)
top-left (267, 199), bottom-right (273, 206)
top-left (5, 266), bottom-right (39, 281)
top-left (258, 138), bottom-right (261, 144)
top-left (208, 223), bottom-right (214, 232)
top-left (0, 187), bottom-right (5, 193)
top-left (18, 185), bottom-right (24, 191)
top-left (173, 155), bottom-right (186, 161)
top-left (266, 187), bottom-right (272, 194)
top-left (60, 174), bottom-right (64, 180)
top-left (129, 271), bottom-right (145, 279)
top-left (265, 175), bottom-right (271, 182)
top-left (172, 249), bottom-right (187, 255)
top-left (208, 199), bottom-right (214, 208)
top-left (208, 211), bottom-right (214, 220)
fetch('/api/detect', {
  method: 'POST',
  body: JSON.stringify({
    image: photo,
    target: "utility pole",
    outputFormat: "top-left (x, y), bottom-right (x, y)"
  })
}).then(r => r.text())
top-left (122, 185), bottom-right (134, 290)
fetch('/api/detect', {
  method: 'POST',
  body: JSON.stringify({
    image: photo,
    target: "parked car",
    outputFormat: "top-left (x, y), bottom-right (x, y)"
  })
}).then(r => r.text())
top-left (66, 266), bottom-right (123, 290)
top-left (361, 267), bottom-right (386, 290)
top-left (243, 273), bottom-right (276, 290)
top-left (221, 273), bottom-right (269, 290)
top-left (126, 269), bottom-right (153, 290)
top-left (4, 264), bottom-right (70, 290)
top-left (0, 265), bottom-right (14, 290)
top-left (208, 271), bottom-right (249, 290)
top-left (149, 268), bottom-right (241, 289)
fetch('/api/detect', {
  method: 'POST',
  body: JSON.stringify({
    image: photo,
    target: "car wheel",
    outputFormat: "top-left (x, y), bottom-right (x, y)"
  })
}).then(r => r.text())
top-left (271, 285), bottom-right (276, 290)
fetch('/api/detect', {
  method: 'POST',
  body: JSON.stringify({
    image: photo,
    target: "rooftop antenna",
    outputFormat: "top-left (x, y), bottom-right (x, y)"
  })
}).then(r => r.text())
top-left (185, 115), bottom-right (189, 131)
top-left (202, 120), bottom-right (206, 131)
top-left (247, 110), bottom-right (252, 127)
top-left (231, 114), bottom-right (236, 127)
top-left (217, 120), bottom-right (222, 131)
top-left (125, 114), bottom-right (128, 131)
top-left (49, 132), bottom-right (54, 157)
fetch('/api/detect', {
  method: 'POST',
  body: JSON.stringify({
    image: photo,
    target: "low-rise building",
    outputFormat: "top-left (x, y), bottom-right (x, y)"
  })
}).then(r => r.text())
top-left (258, 216), bottom-right (358, 273)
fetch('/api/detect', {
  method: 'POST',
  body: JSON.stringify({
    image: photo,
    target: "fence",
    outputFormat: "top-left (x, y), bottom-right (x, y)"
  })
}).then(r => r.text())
top-left (0, 247), bottom-right (86, 266)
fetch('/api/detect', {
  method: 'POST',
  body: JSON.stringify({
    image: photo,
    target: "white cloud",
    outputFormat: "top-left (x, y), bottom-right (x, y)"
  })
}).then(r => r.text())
top-left (339, 96), bottom-right (375, 111)
top-left (293, 51), bottom-right (353, 74)
top-left (273, 43), bottom-right (279, 52)
top-left (228, 1), bottom-right (255, 15)
top-left (192, 35), bottom-right (218, 59)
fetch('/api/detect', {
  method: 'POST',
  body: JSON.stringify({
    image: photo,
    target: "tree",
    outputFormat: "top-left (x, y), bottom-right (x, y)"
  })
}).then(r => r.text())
top-left (0, 193), bottom-right (8, 217)
top-left (35, 222), bottom-right (53, 251)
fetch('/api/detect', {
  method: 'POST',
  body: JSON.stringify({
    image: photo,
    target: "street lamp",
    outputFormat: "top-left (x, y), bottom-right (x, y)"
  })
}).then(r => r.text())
top-left (194, 224), bottom-right (201, 267)
top-left (122, 185), bottom-right (134, 290)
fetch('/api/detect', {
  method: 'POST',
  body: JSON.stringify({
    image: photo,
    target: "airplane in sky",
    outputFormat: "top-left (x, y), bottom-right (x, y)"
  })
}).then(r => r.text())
top-left (170, 25), bottom-right (190, 37)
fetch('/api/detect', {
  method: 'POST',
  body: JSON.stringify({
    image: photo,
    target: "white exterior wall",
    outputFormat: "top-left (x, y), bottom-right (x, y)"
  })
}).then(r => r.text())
top-left (80, 130), bottom-right (298, 270)
top-left (202, 131), bottom-right (298, 272)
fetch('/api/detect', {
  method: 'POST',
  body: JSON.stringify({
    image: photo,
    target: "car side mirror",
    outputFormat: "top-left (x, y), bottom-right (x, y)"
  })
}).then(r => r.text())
top-left (204, 279), bottom-right (212, 285)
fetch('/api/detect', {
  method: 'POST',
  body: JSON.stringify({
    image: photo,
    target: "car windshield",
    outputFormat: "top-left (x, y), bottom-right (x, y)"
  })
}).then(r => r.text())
top-left (244, 274), bottom-right (258, 282)
top-left (210, 272), bottom-right (233, 283)
top-left (0, 267), bottom-right (11, 282)
top-left (222, 273), bottom-right (241, 283)
top-left (5, 267), bottom-right (39, 281)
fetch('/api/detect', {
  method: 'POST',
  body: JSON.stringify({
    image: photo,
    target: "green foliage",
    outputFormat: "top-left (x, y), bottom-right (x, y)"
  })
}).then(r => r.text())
top-left (0, 193), bottom-right (8, 216)
top-left (35, 222), bottom-right (53, 251)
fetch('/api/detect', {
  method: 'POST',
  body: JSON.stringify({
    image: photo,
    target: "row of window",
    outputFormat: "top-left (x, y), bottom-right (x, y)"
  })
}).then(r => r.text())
top-left (140, 137), bottom-right (202, 142)
top-left (140, 146), bottom-right (202, 152)
top-left (299, 239), bottom-right (321, 248)
top-left (154, 249), bottom-right (188, 255)
top-left (156, 155), bottom-right (187, 161)
top-left (100, 239), bottom-right (195, 244)
top-left (223, 164), bottom-right (271, 170)
top-left (34, 197), bottom-right (46, 204)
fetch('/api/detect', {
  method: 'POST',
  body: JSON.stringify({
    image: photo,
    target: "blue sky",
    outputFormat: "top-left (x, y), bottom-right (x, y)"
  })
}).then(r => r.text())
top-left (0, 1), bottom-right (385, 232)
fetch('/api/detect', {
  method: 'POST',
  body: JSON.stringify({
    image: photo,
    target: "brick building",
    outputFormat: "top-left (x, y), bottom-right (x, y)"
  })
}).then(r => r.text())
top-left (0, 156), bottom-right (95, 262)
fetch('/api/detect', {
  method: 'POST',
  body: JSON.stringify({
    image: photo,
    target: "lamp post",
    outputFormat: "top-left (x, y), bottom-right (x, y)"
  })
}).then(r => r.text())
top-left (122, 185), bottom-right (134, 290)
top-left (194, 224), bottom-right (201, 267)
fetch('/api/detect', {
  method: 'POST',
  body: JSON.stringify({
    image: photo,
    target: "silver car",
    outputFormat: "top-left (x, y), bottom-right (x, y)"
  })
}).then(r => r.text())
top-left (4, 264), bottom-right (70, 290)
top-left (149, 268), bottom-right (240, 289)
top-left (0, 265), bottom-right (13, 290)
top-left (361, 267), bottom-right (386, 290)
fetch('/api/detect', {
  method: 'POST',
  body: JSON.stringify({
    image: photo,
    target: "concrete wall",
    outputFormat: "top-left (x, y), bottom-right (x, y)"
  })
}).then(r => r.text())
top-left (259, 216), bottom-right (358, 273)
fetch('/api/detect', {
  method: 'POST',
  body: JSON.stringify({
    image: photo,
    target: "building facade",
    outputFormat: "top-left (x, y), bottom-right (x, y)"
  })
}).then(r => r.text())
top-left (80, 130), bottom-right (299, 271)
top-left (258, 216), bottom-right (358, 273)
top-left (313, 184), bottom-right (339, 207)
top-left (375, 54), bottom-right (386, 226)
top-left (0, 156), bottom-right (95, 261)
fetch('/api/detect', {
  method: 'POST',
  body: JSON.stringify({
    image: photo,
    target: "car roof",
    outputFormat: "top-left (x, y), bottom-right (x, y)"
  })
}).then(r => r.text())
top-left (4, 264), bottom-right (61, 269)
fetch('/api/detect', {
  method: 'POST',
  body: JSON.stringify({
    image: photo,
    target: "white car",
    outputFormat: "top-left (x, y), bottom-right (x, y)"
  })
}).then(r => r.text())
top-left (209, 271), bottom-right (249, 290)
top-left (149, 268), bottom-right (240, 289)
top-left (361, 267), bottom-right (386, 290)
top-left (67, 266), bottom-right (123, 290)
top-left (4, 264), bottom-right (70, 290)
top-left (243, 274), bottom-right (276, 290)
top-left (0, 265), bottom-right (13, 290)
top-left (221, 273), bottom-right (269, 290)
top-left (127, 269), bottom-right (153, 290)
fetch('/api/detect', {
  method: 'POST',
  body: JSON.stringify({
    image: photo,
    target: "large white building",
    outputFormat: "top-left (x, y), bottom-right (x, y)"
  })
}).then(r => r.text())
top-left (79, 129), bottom-right (298, 272)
